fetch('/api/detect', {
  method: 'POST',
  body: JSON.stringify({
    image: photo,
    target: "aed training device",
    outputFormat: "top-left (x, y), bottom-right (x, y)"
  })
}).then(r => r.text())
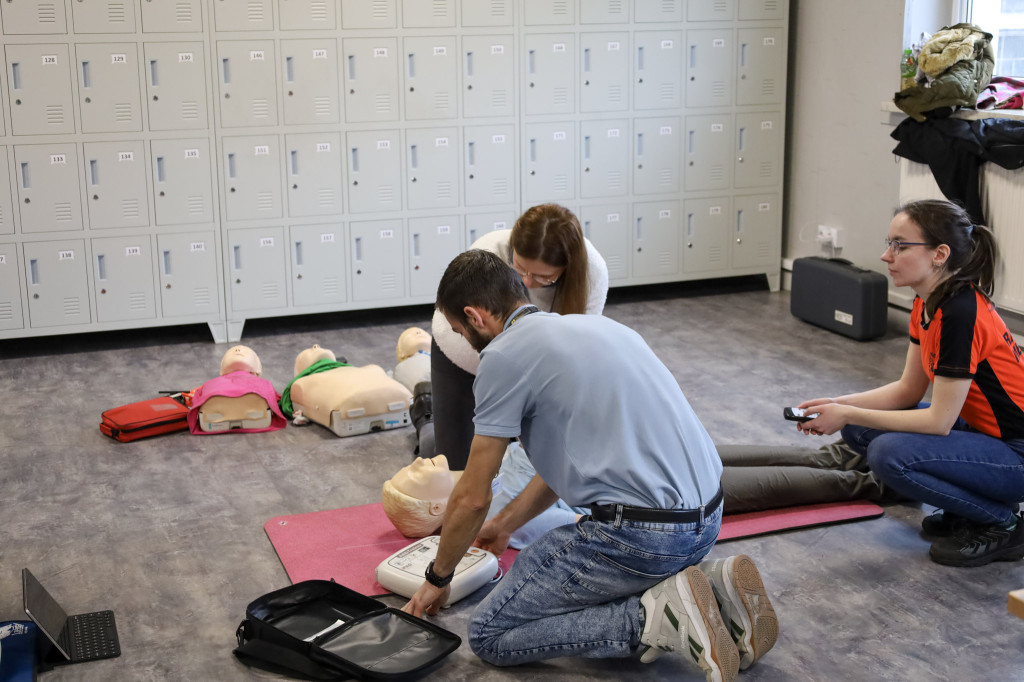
top-left (783, 406), bottom-right (819, 422)
top-left (791, 257), bottom-right (888, 341)
top-left (375, 536), bottom-right (499, 605)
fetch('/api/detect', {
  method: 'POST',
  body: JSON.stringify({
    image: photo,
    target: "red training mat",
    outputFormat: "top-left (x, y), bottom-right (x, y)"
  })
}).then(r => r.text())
top-left (716, 500), bottom-right (884, 541)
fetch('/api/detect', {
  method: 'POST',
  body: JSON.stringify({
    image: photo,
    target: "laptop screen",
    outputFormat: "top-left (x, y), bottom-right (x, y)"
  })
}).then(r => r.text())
top-left (22, 568), bottom-right (72, 660)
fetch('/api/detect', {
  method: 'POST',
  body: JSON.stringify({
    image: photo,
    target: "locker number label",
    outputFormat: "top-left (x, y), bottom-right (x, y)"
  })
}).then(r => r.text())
top-left (111, 53), bottom-right (127, 64)
top-left (124, 246), bottom-right (141, 256)
top-left (607, 42), bottom-right (620, 51)
top-left (320, 233), bottom-right (335, 243)
top-left (713, 39), bottom-right (725, 48)
top-left (190, 241), bottom-right (206, 252)
top-left (709, 206), bottom-right (722, 215)
top-left (379, 230), bottom-right (394, 239)
top-left (178, 52), bottom-right (194, 63)
top-left (553, 131), bottom-right (566, 141)
top-left (250, 50), bottom-right (265, 61)
top-left (493, 221), bottom-right (506, 229)
top-left (260, 237), bottom-right (275, 247)
top-left (492, 134), bottom-right (506, 144)
top-left (659, 210), bottom-right (672, 219)
top-left (50, 154), bottom-right (67, 165)
top-left (376, 140), bottom-right (391, 150)
top-left (312, 49), bottom-right (328, 59)
top-left (185, 148), bottom-right (200, 159)
top-left (433, 46), bottom-right (447, 56)
top-left (711, 123), bottom-right (724, 132)
top-left (435, 137), bottom-right (449, 147)
top-left (763, 37), bottom-right (776, 46)
top-left (661, 40), bottom-right (674, 49)
top-left (491, 45), bottom-right (504, 55)
top-left (758, 202), bottom-right (771, 211)
top-left (607, 213), bottom-right (620, 222)
top-left (761, 120), bottom-right (773, 130)
top-left (58, 250), bottom-right (74, 260)
top-left (660, 126), bottom-right (672, 135)
top-left (316, 142), bottom-right (331, 152)
top-left (118, 151), bottom-right (134, 162)
top-left (437, 225), bottom-right (451, 235)
top-left (254, 145), bottom-right (270, 155)
top-left (553, 43), bottom-right (566, 53)
top-left (41, 55), bottom-right (57, 65)
top-left (607, 128), bottom-right (620, 137)
top-left (374, 47), bottom-right (388, 58)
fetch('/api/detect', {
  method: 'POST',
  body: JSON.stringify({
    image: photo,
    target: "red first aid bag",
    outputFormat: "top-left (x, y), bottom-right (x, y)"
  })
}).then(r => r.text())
top-left (100, 395), bottom-right (190, 442)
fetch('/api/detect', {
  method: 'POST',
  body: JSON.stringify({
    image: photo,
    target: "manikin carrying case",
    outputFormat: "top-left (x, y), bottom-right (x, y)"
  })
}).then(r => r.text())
top-left (790, 257), bottom-right (889, 341)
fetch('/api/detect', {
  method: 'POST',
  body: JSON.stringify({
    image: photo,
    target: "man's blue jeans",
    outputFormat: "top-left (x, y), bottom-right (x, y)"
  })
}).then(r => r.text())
top-left (467, 506), bottom-right (722, 666)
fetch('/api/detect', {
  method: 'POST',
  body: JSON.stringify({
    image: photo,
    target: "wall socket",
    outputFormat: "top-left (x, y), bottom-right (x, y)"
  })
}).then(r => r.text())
top-left (817, 225), bottom-right (843, 248)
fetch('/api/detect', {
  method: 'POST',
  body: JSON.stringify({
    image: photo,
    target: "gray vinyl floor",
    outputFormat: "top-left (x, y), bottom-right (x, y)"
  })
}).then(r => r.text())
top-left (2, 278), bottom-right (1023, 681)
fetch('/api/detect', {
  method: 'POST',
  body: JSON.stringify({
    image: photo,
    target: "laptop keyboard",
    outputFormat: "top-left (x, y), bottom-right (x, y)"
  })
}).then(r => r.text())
top-left (70, 610), bottom-right (121, 661)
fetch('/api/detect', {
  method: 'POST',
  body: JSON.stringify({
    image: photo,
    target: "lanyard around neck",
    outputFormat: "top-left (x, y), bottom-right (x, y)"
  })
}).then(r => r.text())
top-left (503, 304), bottom-right (540, 332)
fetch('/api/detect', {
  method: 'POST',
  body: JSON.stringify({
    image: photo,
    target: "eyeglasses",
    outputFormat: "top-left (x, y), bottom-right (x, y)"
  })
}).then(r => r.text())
top-left (884, 237), bottom-right (929, 254)
top-left (509, 258), bottom-right (560, 287)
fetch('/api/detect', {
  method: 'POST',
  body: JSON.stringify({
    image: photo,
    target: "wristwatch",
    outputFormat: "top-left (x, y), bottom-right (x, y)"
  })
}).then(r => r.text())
top-left (424, 560), bottom-right (454, 588)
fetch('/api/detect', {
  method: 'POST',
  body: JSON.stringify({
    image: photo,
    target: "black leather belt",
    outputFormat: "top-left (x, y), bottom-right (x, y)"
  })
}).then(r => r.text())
top-left (589, 487), bottom-right (723, 524)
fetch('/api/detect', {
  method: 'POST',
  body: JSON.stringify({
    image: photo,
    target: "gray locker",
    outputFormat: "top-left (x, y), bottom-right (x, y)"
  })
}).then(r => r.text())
top-left (223, 135), bottom-right (282, 221)
top-left (581, 119), bottom-right (628, 198)
top-left (464, 124), bottom-right (514, 206)
top-left (523, 0), bottom-right (572, 25)
top-left (286, 133), bottom-right (342, 217)
top-left (406, 127), bottom-right (458, 210)
top-left (1, 0), bottom-right (68, 34)
top-left (634, 0), bottom-right (682, 22)
top-left (341, 0), bottom-right (395, 28)
top-left (464, 211), bottom-right (513, 245)
top-left (91, 235), bottom-right (156, 322)
top-left (76, 43), bottom-right (142, 133)
top-left (683, 197), bottom-right (730, 274)
top-left (227, 227), bottom-right (287, 311)
top-left (408, 215), bottom-right (460, 298)
top-left (347, 129), bottom-right (401, 214)
top-left (214, 0), bottom-right (273, 31)
top-left (282, 39), bottom-right (340, 125)
top-left (350, 218), bottom-right (404, 302)
top-left (217, 40), bottom-right (278, 128)
top-left (633, 32), bottom-right (681, 111)
top-left (15, 144), bottom-right (83, 233)
top-left (633, 117), bottom-right (680, 196)
top-left (524, 33), bottom-right (573, 115)
top-left (735, 111), bottom-right (781, 188)
top-left (279, 0), bottom-right (335, 30)
top-left (290, 223), bottom-right (347, 307)
top-left (688, 0), bottom-right (735, 21)
top-left (732, 193), bottom-right (779, 269)
top-left (23, 239), bottom-right (91, 327)
top-left (402, 0), bottom-right (454, 28)
top-left (141, 0), bottom-right (202, 32)
top-left (580, 32), bottom-right (628, 113)
top-left (403, 36), bottom-right (457, 120)
top-left (461, 0), bottom-right (511, 27)
top-left (737, 27), bottom-right (785, 106)
top-left (0, 244), bottom-right (23, 329)
top-left (152, 138), bottom-right (215, 225)
top-left (0, 148), bottom-right (15, 235)
top-left (156, 231), bottom-right (221, 317)
top-left (632, 201), bottom-right (679, 278)
top-left (462, 35), bottom-right (513, 118)
top-left (6, 44), bottom-right (75, 135)
top-left (524, 122), bottom-right (573, 204)
top-left (579, 205), bottom-right (629, 281)
top-left (144, 42), bottom-right (207, 131)
top-left (684, 114), bottom-right (732, 192)
top-left (84, 141), bottom-right (149, 229)
top-left (581, 0), bottom-right (627, 24)
top-left (686, 29), bottom-right (734, 108)
top-left (342, 38), bottom-right (399, 122)
top-left (72, 0), bottom-right (136, 33)
top-left (739, 0), bottom-right (786, 21)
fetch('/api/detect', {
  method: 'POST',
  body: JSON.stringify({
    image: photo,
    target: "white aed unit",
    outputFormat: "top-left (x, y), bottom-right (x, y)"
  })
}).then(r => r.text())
top-left (374, 535), bottom-right (500, 605)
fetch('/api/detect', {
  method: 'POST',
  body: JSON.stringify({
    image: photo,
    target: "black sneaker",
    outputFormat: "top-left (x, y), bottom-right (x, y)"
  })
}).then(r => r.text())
top-left (928, 515), bottom-right (1024, 567)
top-left (921, 511), bottom-right (969, 538)
top-left (411, 381), bottom-right (432, 431)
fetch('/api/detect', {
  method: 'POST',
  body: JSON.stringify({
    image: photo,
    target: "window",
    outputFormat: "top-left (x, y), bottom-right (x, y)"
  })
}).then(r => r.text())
top-left (969, 0), bottom-right (1024, 75)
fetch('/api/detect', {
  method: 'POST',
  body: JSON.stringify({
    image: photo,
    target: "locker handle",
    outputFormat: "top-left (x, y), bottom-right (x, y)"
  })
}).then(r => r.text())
top-left (20, 162), bottom-right (30, 189)
top-left (290, 150), bottom-right (299, 175)
top-left (466, 141), bottom-right (475, 166)
top-left (583, 219), bottom-right (591, 239)
top-left (162, 250), bottom-right (172, 276)
top-left (354, 236), bottom-right (362, 262)
top-left (527, 49), bottom-right (535, 74)
top-left (233, 245), bottom-right (242, 270)
top-left (222, 58), bottom-right (231, 84)
top-left (740, 43), bottom-right (747, 68)
top-left (227, 153), bottom-right (237, 178)
top-left (637, 46), bottom-right (644, 71)
top-left (29, 259), bottom-right (39, 285)
top-left (636, 217), bottom-right (643, 240)
top-left (10, 62), bottom-right (20, 90)
top-left (412, 233), bottom-right (420, 258)
top-left (686, 213), bottom-right (694, 238)
top-left (407, 53), bottom-right (416, 78)
top-left (529, 138), bottom-right (536, 163)
top-left (149, 59), bottom-right (159, 86)
top-left (294, 241), bottom-right (303, 266)
top-left (155, 156), bottom-right (165, 183)
top-left (688, 130), bottom-right (695, 154)
top-left (736, 209), bottom-right (744, 234)
top-left (738, 127), bottom-right (746, 151)
top-left (81, 61), bottom-right (91, 88)
top-left (409, 144), bottom-right (418, 169)
top-left (465, 51), bottom-right (473, 77)
top-left (689, 45), bottom-right (696, 69)
top-left (583, 136), bottom-right (591, 160)
top-left (285, 56), bottom-right (294, 82)
top-left (347, 54), bottom-right (356, 80)
top-left (583, 48), bottom-right (591, 73)
top-left (350, 147), bottom-right (359, 173)
top-left (89, 160), bottom-right (99, 186)
top-left (636, 133), bottom-right (644, 157)
top-left (96, 254), bottom-right (107, 281)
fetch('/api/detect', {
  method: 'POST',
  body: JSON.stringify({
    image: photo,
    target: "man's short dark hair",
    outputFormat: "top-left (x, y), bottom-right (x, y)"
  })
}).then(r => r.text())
top-left (436, 249), bottom-right (529, 325)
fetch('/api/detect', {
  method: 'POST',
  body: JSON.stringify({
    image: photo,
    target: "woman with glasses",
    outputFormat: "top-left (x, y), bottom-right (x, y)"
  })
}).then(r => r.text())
top-left (428, 203), bottom-right (609, 470)
top-left (795, 198), bottom-right (1024, 567)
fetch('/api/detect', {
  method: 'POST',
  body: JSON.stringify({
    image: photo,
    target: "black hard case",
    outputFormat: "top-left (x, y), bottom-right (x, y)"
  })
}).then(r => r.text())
top-left (790, 257), bottom-right (889, 341)
top-left (235, 580), bottom-right (461, 680)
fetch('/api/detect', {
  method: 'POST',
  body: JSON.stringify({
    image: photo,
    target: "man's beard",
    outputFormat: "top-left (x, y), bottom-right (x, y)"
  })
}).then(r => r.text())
top-left (464, 325), bottom-right (494, 352)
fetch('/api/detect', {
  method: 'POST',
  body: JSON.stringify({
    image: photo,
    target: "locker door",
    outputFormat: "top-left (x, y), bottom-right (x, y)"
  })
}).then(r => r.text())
top-left (23, 239), bottom-right (91, 327)
top-left (341, 0), bottom-right (395, 28)
top-left (84, 141), bottom-right (149, 229)
top-left (683, 198), bottom-right (730, 274)
top-left (688, 0), bottom-right (735, 21)
top-left (156, 231), bottom-right (220, 317)
top-left (72, 0), bottom-right (135, 33)
top-left (6, 44), bottom-right (75, 136)
top-left (464, 125), bottom-right (514, 206)
top-left (409, 215), bottom-right (460, 298)
top-left (342, 38), bottom-right (399, 122)
top-left (223, 136), bottom-right (282, 221)
top-left (290, 223), bottom-right (347, 307)
top-left (214, 0), bottom-right (273, 31)
top-left (228, 227), bottom-right (287, 311)
top-left (735, 111), bottom-right (782, 188)
top-left (684, 114), bottom-right (731, 192)
top-left (282, 39), bottom-right (339, 125)
top-left (144, 42), bottom-right (207, 131)
top-left (347, 130), bottom-right (401, 214)
top-left (732, 194), bottom-right (780, 269)
top-left (91, 235), bottom-right (156, 322)
top-left (402, 0), bottom-right (454, 27)
top-left (523, 0), bottom-right (572, 25)
top-left (686, 29), bottom-right (734, 108)
top-left (739, 0), bottom-right (787, 21)
top-left (141, 0), bottom-right (202, 32)
top-left (524, 123), bottom-right (573, 204)
top-left (524, 33), bottom-right (574, 116)
top-left (403, 36), bottom-right (457, 120)
top-left (152, 138), bottom-right (215, 225)
top-left (0, 148), bottom-right (15, 235)
top-left (0, 244), bottom-right (24, 330)
top-left (581, 0), bottom-right (627, 23)
top-left (737, 27), bottom-right (785, 106)
top-left (217, 41), bottom-right (278, 128)
top-left (1, 0), bottom-right (68, 34)
top-left (634, 0), bottom-right (682, 22)
top-left (461, 0), bottom-right (511, 26)
top-left (634, 117), bottom-right (681, 196)
top-left (76, 44), bottom-right (142, 133)
top-left (581, 119), bottom-right (628, 198)
top-left (286, 133), bottom-right (343, 217)
top-left (465, 211), bottom-right (513, 246)
top-left (633, 32), bottom-right (681, 111)
top-left (462, 35), bottom-right (513, 118)
top-left (632, 201), bottom-right (680, 278)
top-left (579, 205), bottom-right (629, 282)
top-left (350, 219), bottom-right (405, 302)
top-left (15, 145), bottom-right (83, 233)
top-left (580, 32), bottom-right (628, 113)
top-left (279, 0), bottom-right (335, 30)
top-left (406, 127), bottom-right (458, 209)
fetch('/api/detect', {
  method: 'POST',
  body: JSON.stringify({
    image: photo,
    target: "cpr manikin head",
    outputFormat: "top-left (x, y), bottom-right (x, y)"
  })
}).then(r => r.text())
top-left (293, 344), bottom-right (337, 376)
top-left (396, 327), bottom-right (431, 363)
top-left (220, 345), bottom-right (262, 376)
top-left (381, 455), bottom-right (457, 537)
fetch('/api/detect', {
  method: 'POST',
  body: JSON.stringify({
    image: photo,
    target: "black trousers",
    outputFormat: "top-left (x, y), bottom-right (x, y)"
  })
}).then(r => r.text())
top-left (429, 337), bottom-right (477, 470)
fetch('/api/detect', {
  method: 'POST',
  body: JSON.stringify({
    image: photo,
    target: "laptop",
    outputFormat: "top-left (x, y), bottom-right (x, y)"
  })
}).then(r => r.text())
top-left (21, 568), bottom-right (121, 665)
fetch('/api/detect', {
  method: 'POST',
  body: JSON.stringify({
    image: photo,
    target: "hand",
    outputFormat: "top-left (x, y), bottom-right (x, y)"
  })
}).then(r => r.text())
top-left (797, 402), bottom-right (848, 436)
top-left (401, 581), bottom-right (451, 618)
top-left (797, 397), bottom-right (835, 411)
top-left (473, 519), bottom-right (511, 557)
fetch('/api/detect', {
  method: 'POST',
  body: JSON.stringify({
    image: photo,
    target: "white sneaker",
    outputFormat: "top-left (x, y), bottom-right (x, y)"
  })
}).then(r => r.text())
top-left (699, 554), bottom-right (778, 670)
top-left (639, 566), bottom-right (740, 682)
